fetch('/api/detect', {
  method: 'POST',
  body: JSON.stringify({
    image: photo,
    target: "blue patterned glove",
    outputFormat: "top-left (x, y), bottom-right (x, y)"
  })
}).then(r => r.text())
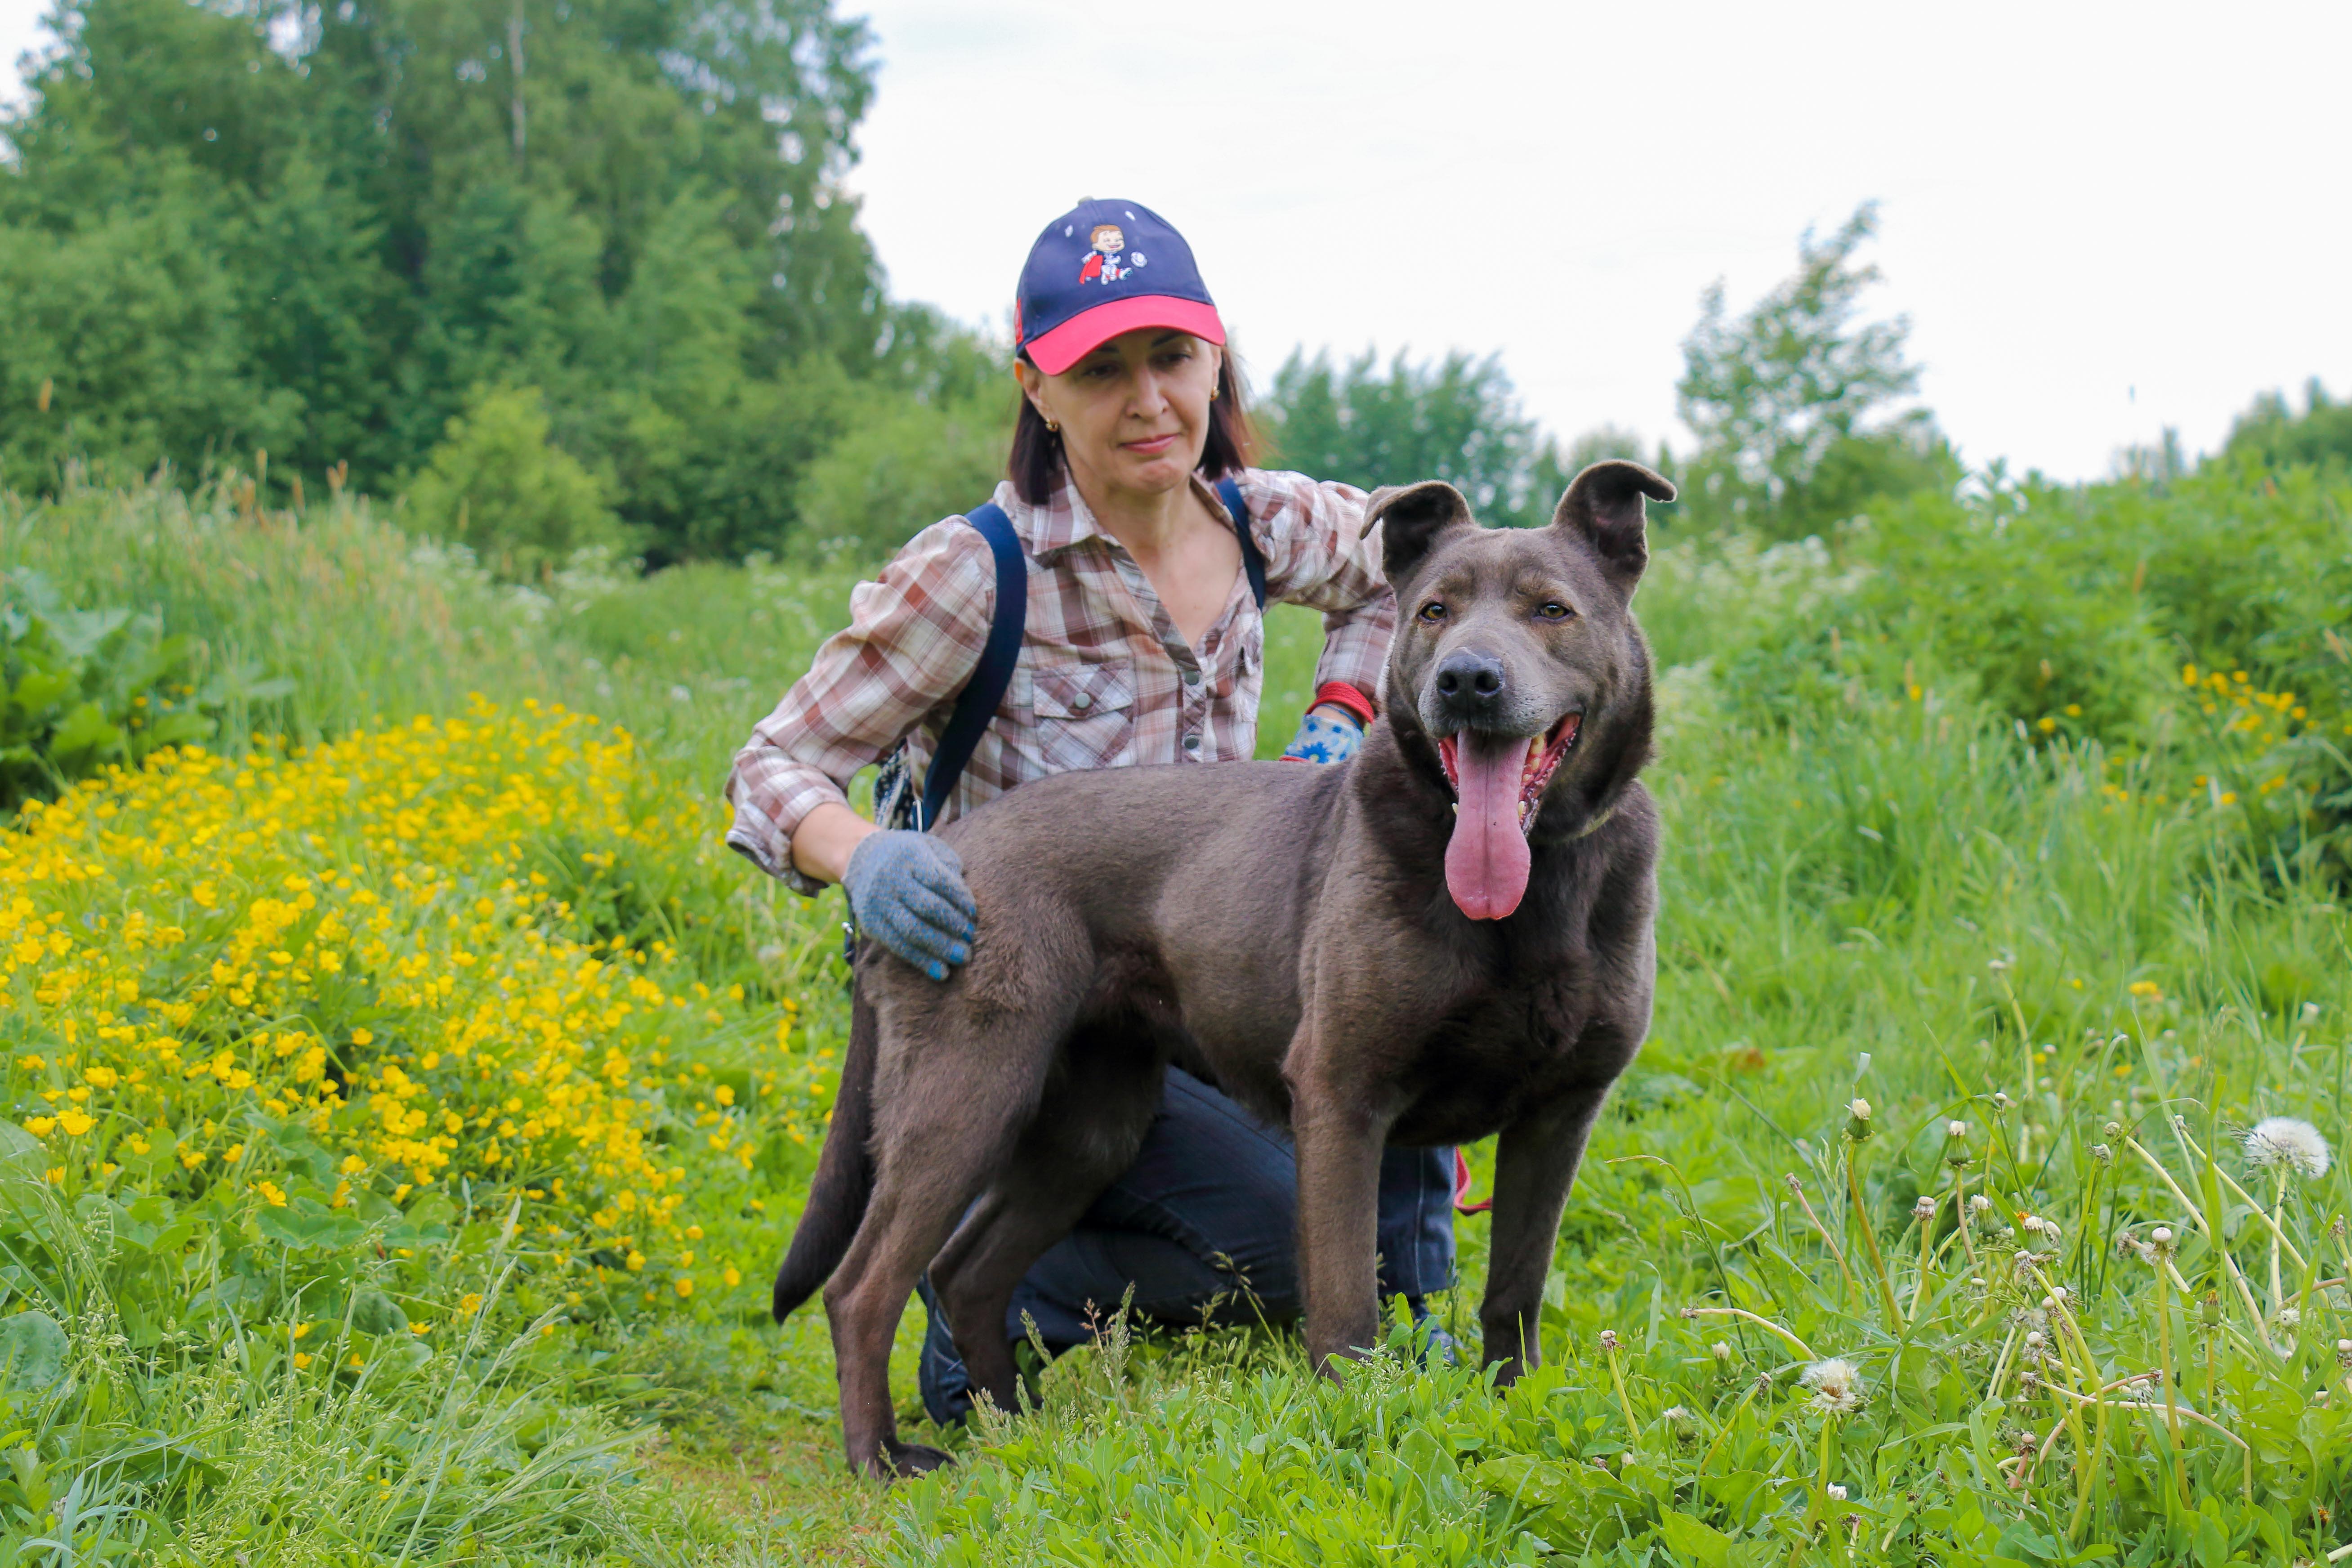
top-left (843, 830), bottom-right (977, 982)
top-left (1280, 707), bottom-right (1364, 765)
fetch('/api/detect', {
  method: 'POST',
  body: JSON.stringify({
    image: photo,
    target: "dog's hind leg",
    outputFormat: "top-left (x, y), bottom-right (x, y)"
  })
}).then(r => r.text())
top-left (822, 1003), bottom-right (1070, 1479)
top-left (927, 1038), bottom-right (1163, 1414)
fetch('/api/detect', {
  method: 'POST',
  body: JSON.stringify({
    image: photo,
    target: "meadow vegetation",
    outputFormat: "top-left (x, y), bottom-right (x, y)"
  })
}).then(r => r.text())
top-left (0, 417), bottom-right (2340, 1562)
top-left (5, 4), bottom-right (2352, 1556)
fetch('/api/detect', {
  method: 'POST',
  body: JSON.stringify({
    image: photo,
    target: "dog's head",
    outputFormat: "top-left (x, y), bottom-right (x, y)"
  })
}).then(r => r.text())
top-left (1366, 460), bottom-right (1673, 921)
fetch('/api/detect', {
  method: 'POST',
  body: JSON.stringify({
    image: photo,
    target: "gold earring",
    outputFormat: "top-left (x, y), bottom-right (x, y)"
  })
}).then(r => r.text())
top-left (1045, 417), bottom-right (1059, 433)
top-left (1210, 384), bottom-right (1221, 401)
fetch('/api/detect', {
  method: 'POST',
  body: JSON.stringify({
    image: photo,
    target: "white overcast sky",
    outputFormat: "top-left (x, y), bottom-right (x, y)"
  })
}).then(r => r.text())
top-left (7, 0), bottom-right (2348, 480)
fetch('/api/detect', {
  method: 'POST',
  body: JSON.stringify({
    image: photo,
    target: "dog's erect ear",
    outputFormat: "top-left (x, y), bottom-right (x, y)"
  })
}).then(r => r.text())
top-left (1361, 480), bottom-right (1476, 586)
top-left (1552, 460), bottom-right (1675, 590)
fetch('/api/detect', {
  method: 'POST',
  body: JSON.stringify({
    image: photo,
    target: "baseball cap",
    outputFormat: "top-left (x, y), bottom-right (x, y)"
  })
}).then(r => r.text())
top-left (1014, 199), bottom-right (1226, 376)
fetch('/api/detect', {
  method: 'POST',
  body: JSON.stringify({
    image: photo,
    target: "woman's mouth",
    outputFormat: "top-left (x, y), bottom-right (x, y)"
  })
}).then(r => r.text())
top-left (1121, 433), bottom-right (1179, 456)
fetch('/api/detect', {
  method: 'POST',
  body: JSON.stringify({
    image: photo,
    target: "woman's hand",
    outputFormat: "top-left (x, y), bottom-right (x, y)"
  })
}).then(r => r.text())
top-left (1279, 704), bottom-right (1366, 765)
top-left (842, 830), bottom-right (978, 982)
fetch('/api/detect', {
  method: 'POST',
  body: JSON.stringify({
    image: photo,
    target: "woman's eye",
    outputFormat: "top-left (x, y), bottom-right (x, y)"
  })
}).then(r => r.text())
top-left (1537, 603), bottom-right (1572, 621)
top-left (1417, 602), bottom-right (1447, 624)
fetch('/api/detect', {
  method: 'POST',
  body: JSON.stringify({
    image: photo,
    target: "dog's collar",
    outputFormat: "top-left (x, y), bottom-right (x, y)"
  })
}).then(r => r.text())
top-left (1565, 801), bottom-right (1618, 841)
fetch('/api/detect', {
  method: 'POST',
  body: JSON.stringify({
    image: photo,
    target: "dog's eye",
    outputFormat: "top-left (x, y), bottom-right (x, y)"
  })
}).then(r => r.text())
top-left (1417, 601), bottom-right (1447, 624)
top-left (1536, 602), bottom-right (1573, 621)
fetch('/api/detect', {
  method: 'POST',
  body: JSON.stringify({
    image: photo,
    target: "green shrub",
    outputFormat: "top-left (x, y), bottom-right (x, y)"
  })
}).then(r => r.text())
top-left (0, 567), bottom-right (266, 809)
top-left (792, 389), bottom-right (1015, 563)
top-left (402, 386), bottom-right (625, 581)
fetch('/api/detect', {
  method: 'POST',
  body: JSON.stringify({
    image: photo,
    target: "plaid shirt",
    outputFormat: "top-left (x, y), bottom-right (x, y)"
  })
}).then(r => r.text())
top-left (726, 468), bottom-right (1395, 893)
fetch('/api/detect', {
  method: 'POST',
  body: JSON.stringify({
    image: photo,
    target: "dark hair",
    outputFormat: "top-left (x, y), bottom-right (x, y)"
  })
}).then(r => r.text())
top-left (1009, 343), bottom-right (1259, 506)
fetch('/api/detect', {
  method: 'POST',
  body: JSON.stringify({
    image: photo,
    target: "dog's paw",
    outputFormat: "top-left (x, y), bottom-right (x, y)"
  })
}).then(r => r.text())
top-left (884, 1439), bottom-right (955, 1479)
top-left (885, 1440), bottom-right (955, 1478)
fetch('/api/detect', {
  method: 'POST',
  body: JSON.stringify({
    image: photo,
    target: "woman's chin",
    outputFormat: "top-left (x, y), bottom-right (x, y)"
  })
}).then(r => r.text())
top-left (1102, 454), bottom-right (1194, 493)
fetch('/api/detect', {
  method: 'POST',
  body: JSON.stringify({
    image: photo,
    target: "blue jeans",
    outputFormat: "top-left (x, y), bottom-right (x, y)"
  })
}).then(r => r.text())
top-left (918, 1066), bottom-right (1455, 1425)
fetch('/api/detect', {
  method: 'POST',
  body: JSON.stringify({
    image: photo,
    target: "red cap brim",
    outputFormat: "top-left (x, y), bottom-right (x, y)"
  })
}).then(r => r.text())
top-left (1025, 296), bottom-right (1226, 376)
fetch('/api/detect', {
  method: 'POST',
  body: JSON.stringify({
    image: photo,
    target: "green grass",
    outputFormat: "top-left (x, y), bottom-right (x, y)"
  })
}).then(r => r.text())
top-left (2, 472), bottom-right (2348, 1564)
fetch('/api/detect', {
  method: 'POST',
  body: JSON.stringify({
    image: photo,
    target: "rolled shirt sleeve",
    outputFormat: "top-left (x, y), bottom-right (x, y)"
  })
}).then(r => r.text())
top-left (1241, 470), bottom-right (1396, 706)
top-left (723, 519), bottom-right (994, 894)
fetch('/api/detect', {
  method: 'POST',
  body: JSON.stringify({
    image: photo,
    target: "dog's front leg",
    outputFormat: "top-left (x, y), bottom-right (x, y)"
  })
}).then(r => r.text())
top-left (1480, 1083), bottom-right (1612, 1385)
top-left (1290, 1073), bottom-right (1389, 1378)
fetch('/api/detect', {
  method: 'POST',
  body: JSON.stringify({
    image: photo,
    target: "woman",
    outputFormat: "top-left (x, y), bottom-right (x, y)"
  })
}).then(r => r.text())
top-left (726, 199), bottom-right (1455, 1426)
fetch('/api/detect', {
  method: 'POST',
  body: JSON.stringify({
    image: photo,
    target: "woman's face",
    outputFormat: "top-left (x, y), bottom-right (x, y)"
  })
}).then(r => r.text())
top-left (1019, 329), bottom-right (1220, 501)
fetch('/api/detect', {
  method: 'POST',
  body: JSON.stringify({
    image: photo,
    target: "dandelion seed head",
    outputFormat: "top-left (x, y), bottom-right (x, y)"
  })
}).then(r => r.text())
top-left (1946, 1120), bottom-right (1968, 1139)
top-left (1826, 1483), bottom-right (1848, 1501)
top-left (1970, 1194), bottom-right (1992, 1213)
top-left (1802, 1357), bottom-right (1863, 1415)
top-left (1912, 1195), bottom-right (1937, 1220)
top-left (2243, 1117), bottom-right (2330, 1179)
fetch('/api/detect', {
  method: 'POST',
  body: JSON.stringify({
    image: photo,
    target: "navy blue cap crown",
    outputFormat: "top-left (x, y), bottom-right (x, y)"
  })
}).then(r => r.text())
top-left (1015, 198), bottom-right (1224, 375)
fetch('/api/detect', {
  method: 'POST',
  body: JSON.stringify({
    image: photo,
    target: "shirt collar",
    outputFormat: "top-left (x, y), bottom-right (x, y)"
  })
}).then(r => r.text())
top-left (999, 471), bottom-right (1227, 559)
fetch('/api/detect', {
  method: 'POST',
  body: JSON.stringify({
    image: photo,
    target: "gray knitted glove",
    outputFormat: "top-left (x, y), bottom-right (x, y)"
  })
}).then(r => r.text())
top-left (843, 830), bottom-right (977, 982)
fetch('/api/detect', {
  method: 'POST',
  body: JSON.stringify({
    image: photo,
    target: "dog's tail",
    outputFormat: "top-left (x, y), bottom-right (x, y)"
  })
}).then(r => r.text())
top-left (771, 985), bottom-right (879, 1321)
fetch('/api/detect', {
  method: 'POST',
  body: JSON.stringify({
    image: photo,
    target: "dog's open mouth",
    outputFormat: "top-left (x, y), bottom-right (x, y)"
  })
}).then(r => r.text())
top-left (1433, 713), bottom-right (1581, 921)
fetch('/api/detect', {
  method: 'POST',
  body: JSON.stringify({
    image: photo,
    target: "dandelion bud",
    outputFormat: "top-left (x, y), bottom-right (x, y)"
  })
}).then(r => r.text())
top-left (1969, 1278), bottom-right (1986, 1290)
top-left (1946, 1120), bottom-right (1969, 1140)
top-left (2149, 1226), bottom-right (2174, 1257)
top-left (2025, 1330), bottom-right (2046, 1349)
top-left (1712, 1341), bottom-right (1732, 1365)
top-left (1970, 1194), bottom-right (1992, 1213)
top-left (2090, 1143), bottom-right (2113, 1165)
top-left (1598, 1329), bottom-right (1619, 1352)
top-left (2022, 1215), bottom-right (2045, 1234)
top-left (1845, 1099), bottom-right (1875, 1142)
top-left (2201, 1293), bottom-right (2221, 1327)
top-left (2103, 1119), bottom-right (2124, 1139)
top-left (2276, 1307), bottom-right (2302, 1331)
top-left (2334, 1339), bottom-right (2352, 1370)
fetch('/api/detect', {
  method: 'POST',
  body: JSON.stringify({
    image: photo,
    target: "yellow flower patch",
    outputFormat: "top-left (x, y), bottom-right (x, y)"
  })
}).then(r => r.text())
top-left (0, 698), bottom-right (817, 1310)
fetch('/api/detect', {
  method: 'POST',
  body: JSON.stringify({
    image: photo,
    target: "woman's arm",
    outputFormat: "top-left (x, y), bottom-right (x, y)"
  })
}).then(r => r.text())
top-left (1244, 470), bottom-right (1397, 710)
top-left (725, 521), bottom-right (996, 893)
top-left (789, 800), bottom-right (876, 885)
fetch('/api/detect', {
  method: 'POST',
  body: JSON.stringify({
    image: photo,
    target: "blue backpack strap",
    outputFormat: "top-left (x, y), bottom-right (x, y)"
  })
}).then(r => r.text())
top-left (917, 501), bottom-right (1026, 831)
top-left (1215, 475), bottom-right (1266, 612)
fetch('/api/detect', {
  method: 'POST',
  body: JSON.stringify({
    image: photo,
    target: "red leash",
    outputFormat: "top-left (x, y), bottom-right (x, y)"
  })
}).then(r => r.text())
top-left (1453, 1148), bottom-right (1491, 1214)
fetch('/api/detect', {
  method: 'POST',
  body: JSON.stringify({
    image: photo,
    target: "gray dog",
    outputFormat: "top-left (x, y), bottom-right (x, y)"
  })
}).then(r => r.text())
top-left (773, 460), bottom-right (1672, 1478)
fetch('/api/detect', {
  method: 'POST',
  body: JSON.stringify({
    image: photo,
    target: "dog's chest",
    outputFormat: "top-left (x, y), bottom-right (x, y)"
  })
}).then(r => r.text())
top-left (1389, 964), bottom-right (1595, 1144)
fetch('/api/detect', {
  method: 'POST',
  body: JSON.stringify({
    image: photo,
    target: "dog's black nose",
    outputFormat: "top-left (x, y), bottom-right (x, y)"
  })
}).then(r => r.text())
top-left (1433, 650), bottom-right (1507, 725)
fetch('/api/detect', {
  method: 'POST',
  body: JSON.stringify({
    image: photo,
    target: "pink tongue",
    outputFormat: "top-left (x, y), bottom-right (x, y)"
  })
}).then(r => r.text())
top-left (1445, 733), bottom-right (1533, 920)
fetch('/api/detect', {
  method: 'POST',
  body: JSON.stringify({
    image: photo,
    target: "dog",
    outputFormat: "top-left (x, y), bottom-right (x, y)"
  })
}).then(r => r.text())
top-left (772, 460), bottom-right (1671, 1478)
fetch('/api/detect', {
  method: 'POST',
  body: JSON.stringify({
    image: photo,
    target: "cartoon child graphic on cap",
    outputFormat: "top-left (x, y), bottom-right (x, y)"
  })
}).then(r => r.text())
top-left (1079, 222), bottom-right (1143, 286)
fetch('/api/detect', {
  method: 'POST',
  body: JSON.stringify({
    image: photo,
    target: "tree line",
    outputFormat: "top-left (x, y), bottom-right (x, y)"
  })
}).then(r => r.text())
top-left (3, 3), bottom-right (2346, 573)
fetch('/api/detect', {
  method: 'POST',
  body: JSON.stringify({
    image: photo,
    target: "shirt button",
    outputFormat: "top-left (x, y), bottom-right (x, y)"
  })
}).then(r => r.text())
top-left (1183, 733), bottom-right (1201, 752)
top-left (1071, 692), bottom-right (1091, 710)
top-left (1183, 668), bottom-right (1201, 686)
